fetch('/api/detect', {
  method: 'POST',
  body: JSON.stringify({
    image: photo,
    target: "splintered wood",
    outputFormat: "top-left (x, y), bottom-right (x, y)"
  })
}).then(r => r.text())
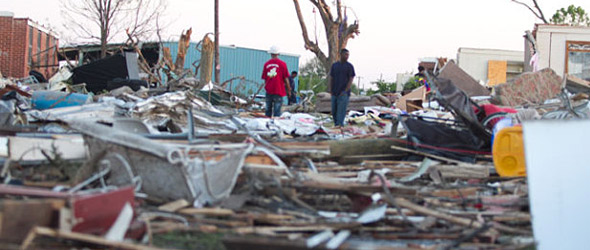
top-left (139, 153), bottom-right (531, 249)
top-left (6, 135), bottom-right (532, 249)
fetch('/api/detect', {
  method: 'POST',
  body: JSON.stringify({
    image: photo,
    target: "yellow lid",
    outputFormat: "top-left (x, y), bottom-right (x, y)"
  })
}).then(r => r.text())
top-left (492, 126), bottom-right (526, 177)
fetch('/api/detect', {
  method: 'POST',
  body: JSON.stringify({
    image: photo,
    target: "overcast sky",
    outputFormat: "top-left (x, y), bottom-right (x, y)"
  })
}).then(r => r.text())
top-left (2, 0), bottom-right (589, 87)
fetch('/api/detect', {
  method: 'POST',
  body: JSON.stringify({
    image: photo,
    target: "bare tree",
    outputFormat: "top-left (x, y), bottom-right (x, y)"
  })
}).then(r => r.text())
top-left (61, 0), bottom-right (167, 58)
top-left (511, 0), bottom-right (549, 24)
top-left (293, 0), bottom-right (359, 74)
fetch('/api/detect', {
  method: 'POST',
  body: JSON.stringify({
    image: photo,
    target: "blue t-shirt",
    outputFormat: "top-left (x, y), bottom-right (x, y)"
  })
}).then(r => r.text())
top-left (330, 61), bottom-right (355, 96)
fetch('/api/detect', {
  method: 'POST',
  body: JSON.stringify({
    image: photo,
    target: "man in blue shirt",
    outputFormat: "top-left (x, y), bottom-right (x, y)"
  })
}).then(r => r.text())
top-left (328, 48), bottom-right (355, 127)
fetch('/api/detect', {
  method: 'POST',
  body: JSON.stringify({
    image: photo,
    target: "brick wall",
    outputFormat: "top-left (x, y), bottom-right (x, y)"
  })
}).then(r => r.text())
top-left (11, 18), bottom-right (27, 78)
top-left (0, 16), bottom-right (14, 77)
top-left (0, 15), bottom-right (59, 79)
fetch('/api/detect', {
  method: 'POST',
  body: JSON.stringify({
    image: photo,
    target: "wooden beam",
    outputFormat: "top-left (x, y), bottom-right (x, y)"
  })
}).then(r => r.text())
top-left (390, 145), bottom-right (464, 165)
top-left (157, 199), bottom-right (190, 213)
top-left (178, 207), bottom-right (235, 217)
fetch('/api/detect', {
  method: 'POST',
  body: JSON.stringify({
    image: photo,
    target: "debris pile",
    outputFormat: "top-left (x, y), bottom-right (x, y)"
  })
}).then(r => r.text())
top-left (1, 50), bottom-right (589, 250)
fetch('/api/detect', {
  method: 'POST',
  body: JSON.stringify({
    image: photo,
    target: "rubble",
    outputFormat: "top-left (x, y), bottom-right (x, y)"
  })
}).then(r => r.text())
top-left (1, 43), bottom-right (588, 249)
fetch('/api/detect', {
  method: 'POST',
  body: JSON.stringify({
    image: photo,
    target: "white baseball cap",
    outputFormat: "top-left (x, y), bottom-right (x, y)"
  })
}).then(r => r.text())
top-left (268, 45), bottom-right (280, 54)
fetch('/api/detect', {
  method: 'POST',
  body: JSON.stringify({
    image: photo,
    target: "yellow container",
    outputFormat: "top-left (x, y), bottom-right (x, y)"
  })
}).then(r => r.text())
top-left (492, 126), bottom-right (526, 177)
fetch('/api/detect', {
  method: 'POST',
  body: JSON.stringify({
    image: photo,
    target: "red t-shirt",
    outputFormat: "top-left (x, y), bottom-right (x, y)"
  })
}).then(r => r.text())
top-left (261, 58), bottom-right (289, 96)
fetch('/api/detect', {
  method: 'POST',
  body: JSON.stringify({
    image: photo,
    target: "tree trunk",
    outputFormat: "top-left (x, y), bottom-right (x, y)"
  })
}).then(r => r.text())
top-left (100, 14), bottom-right (107, 58)
top-left (100, 36), bottom-right (107, 59)
top-left (293, 0), bottom-right (359, 75)
top-left (200, 35), bottom-right (214, 84)
top-left (174, 28), bottom-right (192, 76)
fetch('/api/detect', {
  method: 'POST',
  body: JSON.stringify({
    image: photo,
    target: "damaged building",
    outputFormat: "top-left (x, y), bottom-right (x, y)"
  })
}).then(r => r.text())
top-left (58, 42), bottom-right (300, 97)
top-left (0, 11), bottom-right (59, 81)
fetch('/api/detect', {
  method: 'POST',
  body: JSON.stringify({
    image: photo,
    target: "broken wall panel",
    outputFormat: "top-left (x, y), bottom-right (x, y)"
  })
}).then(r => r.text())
top-left (8, 136), bottom-right (87, 161)
top-left (395, 86), bottom-right (426, 111)
top-left (437, 60), bottom-right (490, 97)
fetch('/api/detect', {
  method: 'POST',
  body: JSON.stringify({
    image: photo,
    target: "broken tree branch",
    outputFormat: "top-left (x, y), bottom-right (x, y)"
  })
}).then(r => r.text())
top-left (511, 0), bottom-right (549, 23)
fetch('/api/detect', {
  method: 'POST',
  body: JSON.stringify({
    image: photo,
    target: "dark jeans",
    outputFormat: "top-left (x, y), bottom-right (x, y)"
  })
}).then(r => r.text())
top-left (288, 92), bottom-right (297, 105)
top-left (331, 93), bottom-right (349, 126)
top-left (265, 94), bottom-right (283, 117)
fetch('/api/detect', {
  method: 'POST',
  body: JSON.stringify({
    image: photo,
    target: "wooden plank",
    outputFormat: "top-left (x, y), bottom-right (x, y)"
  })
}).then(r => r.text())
top-left (329, 138), bottom-right (407, 164)
top-left (245, 155), bottom-right (275, 165)
top-left (492, 214), bottom-right (531, 222)
top-left (395, 86), bottom-right (426, 111)
top-left (289, 180), bottom-right (417, 196)
top-left (406, 99), bottom-right (423, 112)
top-left (392, 197), bottom-right (487, 229)
top-left (390, 145), bottom-right (490, 179)
top-left (178, 207), bottom-right (235, 217)
top-left (487, 60), bottom-right (507, 86)
top-left (362, 160), bottom-right (421, 165)
top-left (391, 198), bottom-right (530, 236)
top-left (434, 164), bottom-right (490, 179)
top-left (271, 141), bottom-right (330, 150)
top-left (430, 187), bottom-right (479, 198)
top-left (157, 199), bottom-right (190, 213)
top-left (566, 75), bottom-right (590, 94)
top-left (234, 225), bottom-right (333, 235)
top-left (390, 145), bottom-right (463, 165)
top-left (341, 154), bottom-right (407, 162)
top-left (244, 164), bottom-right (286, 176)
top-left (0, 199), bottom-right (65, 242)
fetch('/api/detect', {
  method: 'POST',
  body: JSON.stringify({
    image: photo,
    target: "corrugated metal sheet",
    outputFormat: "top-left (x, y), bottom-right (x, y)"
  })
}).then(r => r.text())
top-left (161, 42), bottom-right (299, 97)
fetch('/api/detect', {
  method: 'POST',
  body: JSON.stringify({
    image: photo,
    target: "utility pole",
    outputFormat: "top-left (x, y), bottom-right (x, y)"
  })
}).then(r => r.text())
top-left (214, 0), bottom-right (220, 84)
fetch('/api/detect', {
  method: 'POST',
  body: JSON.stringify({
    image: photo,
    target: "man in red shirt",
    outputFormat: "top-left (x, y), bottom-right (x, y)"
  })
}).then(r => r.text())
top-left (261, 46), bottom-right (291, 117)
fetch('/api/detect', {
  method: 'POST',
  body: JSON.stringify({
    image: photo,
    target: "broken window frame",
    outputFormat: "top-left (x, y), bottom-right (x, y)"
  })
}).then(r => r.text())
top-left (565, 40), bottom-right (590, 81)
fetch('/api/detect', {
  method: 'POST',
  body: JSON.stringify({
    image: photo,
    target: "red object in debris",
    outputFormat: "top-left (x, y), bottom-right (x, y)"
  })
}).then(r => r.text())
top-left (348, 193), bottom-right (373, 213)
top-left (125, 219), bottom-right (147, 240)
top-left (478, 104), bottom-right (518, 115)
top-left (474, 104), bottom-right (518, 129)
top-left (71, 186), bottom-right (135, 235)
top-left (0, 184), bottom-right (139, 238)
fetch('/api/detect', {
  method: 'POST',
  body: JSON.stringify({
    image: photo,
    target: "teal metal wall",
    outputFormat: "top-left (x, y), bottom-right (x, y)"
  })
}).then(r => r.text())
top-left (161, 42), bottom-right (299, 98)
